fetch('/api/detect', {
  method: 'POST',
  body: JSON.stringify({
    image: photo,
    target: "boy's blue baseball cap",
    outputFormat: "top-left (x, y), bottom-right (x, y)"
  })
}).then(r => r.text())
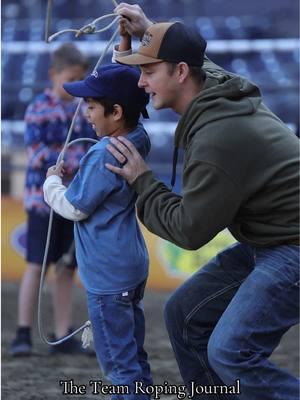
top-left (63, 64), bottom-right (149, 118)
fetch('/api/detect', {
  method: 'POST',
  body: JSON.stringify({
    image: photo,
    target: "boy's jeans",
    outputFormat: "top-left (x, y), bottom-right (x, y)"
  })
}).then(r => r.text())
top-left (164, 243), bottom-right (299, 400)
top-left (87, 280), bottom-right (152, 400)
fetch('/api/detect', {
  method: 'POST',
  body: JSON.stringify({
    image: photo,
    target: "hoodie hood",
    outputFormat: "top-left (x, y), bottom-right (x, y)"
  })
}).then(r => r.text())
top-left (174, 70), bottom-right (262, 149)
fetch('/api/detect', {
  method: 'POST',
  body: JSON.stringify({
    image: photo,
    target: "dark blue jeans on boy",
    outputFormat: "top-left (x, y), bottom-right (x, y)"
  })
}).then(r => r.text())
top-left (87, 280), bottom-right (152, 399)
top-left (164, 242), bottom-right (299, 400)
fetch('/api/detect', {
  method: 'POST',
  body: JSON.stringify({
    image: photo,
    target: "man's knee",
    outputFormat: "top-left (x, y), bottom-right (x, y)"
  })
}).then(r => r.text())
top-left (164, 288), bottom-right (212, 351)
top-left (207, 332), bottom-right (225, 375)
top-left (164, 288), bottom-right (189, 338)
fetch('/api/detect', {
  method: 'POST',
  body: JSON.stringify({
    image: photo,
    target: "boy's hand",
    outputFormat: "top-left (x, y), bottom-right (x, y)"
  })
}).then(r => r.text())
top-left (119, 18), bottom-right (130, 37)
top-left (114, 3), bottom-right (153, 39)
top-left (46, 160), bottom-right (65, 178)
top-left (118, 19), bottom-right (132, 52)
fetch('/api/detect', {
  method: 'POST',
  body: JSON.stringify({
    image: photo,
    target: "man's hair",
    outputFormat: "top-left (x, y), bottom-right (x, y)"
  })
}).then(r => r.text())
top-left (88, 97), bottom-right (141, 130)
top-left (50, 43), bottom-right (89, 72)
top-left (166, 62), bottom-right (206, 85)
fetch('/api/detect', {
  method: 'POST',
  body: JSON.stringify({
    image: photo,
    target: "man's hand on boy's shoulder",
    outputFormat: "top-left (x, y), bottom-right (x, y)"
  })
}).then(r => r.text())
top-left (105, 136), bottom-right (150, 185)
top-left (46, 160), bottom-right (65, 178)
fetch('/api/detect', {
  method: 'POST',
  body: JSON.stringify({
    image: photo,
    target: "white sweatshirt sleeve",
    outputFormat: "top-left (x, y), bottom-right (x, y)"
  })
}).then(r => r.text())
top-left (43, 175), bottom-right (88, 221)
top-left (112, 45), bottom-right (132, 62)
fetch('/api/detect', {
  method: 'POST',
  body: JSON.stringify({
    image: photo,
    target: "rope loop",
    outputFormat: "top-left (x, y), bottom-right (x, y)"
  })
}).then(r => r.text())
top-left (75, 24), bottom-right (96, 37)
top-left (48, 13), bottom-right (119, 42)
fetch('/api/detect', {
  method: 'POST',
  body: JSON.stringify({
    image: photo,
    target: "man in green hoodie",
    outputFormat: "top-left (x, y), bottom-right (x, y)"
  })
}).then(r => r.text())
top-left (106, 4), bottom-right (299, 400)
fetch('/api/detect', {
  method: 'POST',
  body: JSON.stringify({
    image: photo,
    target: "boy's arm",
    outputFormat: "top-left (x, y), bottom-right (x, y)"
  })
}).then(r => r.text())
top-left (118, 18), bottom-right (132, 51)
top-left (113, 18), bottom-right (132, 61)
top-left (46, 145), bottom-right (118, 219)
top-left (43, 175), bottom-right (88, 222)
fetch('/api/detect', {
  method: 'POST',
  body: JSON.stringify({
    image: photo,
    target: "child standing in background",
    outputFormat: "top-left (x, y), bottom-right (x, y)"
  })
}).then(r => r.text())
top-left (10, 43), bottom-right (96, 356)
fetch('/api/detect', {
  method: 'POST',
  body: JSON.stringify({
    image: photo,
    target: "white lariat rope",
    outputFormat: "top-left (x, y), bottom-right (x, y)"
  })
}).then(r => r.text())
top-left (38, 0), bottom-right (121, 348)
top-left (45, 0), bottom-right (53, 43)
top-left (48, 14), bottom-right (119, 42)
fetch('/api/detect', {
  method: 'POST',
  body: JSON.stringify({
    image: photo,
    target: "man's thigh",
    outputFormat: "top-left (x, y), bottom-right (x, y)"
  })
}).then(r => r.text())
top-left (165, 242), bottom-right (256, 346)
top-left (210, 244), bottom-right (300, 353)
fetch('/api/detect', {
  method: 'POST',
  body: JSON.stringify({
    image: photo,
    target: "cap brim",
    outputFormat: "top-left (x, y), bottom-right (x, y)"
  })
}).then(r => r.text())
top-left (115, 53), bottom-right (163, 66)
top-left (63, 81), bottom-right (102, 98)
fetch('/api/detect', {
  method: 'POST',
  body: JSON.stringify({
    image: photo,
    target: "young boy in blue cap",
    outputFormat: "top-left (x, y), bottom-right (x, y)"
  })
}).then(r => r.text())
top-left (43, 63), bottom-right (152, 396)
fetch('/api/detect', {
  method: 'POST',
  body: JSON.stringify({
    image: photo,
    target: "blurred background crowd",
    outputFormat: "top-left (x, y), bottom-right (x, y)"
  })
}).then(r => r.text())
top-left (2, 0), bottom-right (299, 200)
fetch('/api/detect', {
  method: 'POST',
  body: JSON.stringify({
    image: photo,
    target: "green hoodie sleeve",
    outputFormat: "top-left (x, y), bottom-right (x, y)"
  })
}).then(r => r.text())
top-left (132, 161), bottom-right (243, 250)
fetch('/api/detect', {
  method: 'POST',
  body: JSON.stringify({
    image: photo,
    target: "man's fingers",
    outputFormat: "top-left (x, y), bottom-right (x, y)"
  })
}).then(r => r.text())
top-left (106, 143), bottom-right (128, 164)
top-left (114, 3), bottom-right (138, 14)
top-left (115, 136), bottom-right (139, 155)
top-left (106, 136), bottom-right (149, 185)
top-left (109, 137), bottom-right (135, 159)
top-left (110, 136), bottom-right (140, 161)
top-left (114, 4), bottom-right (141, 24)
top-left (114, 5), bottom-right (130, 18)
top-left (105, 163), bottom-right (124, 176)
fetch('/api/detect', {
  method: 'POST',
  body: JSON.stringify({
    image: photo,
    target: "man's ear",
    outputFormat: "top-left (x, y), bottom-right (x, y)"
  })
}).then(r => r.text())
top-left (177, 62), bottom-right (189, 84)
top-left (112, 104), bottom-right (124, 121)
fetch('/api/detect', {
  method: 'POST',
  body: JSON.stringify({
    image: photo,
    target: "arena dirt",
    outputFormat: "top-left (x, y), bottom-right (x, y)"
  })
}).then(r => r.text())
top-left (2, 282), bottom-right (299, 399)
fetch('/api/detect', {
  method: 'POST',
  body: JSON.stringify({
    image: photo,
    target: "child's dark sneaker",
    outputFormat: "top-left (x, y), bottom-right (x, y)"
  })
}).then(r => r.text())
top-left (48, 333), bottom-right (94, 356)
top-left (10, 327), bottom-right (32, 357)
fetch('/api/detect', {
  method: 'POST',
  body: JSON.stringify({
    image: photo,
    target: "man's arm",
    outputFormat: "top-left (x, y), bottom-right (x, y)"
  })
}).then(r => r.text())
top-left (43, 162), bottom-right (88, 221)
top-left (105, 137), bottom-right (242, 250)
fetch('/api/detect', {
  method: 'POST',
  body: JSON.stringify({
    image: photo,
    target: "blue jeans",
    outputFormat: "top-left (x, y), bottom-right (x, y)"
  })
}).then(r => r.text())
top-left (86, 280), bottom-right (152, 399)
top-left (164, 243), bottom-right (299, 400)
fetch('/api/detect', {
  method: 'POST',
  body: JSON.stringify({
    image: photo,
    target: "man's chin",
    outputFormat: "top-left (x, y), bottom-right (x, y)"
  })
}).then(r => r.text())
top-left (152, 99), bottom-right (163, 110)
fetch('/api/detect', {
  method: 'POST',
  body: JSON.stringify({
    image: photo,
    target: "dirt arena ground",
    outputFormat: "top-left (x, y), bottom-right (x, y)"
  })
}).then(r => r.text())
top-left (2, 281), bottom-right (299, 399)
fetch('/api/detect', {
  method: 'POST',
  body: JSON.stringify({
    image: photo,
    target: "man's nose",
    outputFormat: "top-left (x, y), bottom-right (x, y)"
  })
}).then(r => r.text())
top-left (138, 73), bottom-right (146, 88)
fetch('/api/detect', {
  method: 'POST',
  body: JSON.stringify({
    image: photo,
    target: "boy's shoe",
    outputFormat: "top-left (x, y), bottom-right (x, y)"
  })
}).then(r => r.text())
top-left (48, 333), bottom-right (95, 356)
top-left (10, 332), bottom-right (32, 357)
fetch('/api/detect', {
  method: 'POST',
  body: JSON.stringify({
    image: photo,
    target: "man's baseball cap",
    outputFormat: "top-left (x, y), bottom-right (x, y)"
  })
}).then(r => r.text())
top-left (115, 22), bottom-right (207, 67)
top-left (63, 64), bottom-right (149, 118)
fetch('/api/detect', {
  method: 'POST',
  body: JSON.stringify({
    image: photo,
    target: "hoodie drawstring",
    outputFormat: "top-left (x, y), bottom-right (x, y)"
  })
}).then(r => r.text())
top-left (171, 146), bottom-right (179, 190)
